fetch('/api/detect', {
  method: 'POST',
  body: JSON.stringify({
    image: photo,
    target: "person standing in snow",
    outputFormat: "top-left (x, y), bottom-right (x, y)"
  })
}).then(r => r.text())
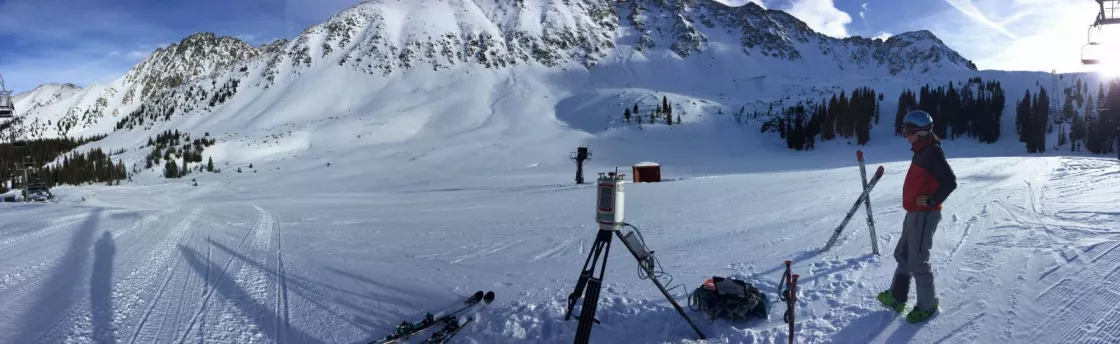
top-left (877, 110), bottom-right (957, 323)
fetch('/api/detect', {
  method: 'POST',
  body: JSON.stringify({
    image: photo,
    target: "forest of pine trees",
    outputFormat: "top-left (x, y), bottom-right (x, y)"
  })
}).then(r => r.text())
top-left (766, 86), bottom-right (881, 150)
top-left (895, 78), bottom-right (1006, 143)
top-left (144, 130), bottom-right (219, 178)
top-left (42, 148), bottom-right (129, 187)
top-left (1018, 79), bottom-right (1118, 155)
top-left (1015, 87), bottom-right (1051, 153)
top-left (0, 135), bottom-right (129, 193)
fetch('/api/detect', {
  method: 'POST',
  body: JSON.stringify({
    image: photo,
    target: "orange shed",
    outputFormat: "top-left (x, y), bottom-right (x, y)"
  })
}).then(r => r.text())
top-left (632, 162), bottom-right (661, 183)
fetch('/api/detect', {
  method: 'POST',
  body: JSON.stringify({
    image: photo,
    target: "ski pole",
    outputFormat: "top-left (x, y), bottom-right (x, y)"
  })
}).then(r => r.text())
top-left (789, 274), bottom-right (799, 344)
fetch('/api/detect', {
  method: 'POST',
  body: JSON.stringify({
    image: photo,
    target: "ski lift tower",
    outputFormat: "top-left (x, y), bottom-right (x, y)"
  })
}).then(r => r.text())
top-left (0, 73), bottom-right (14, 118)
top-left (1082, 1), bottom-right (1120, 65)
top-left (571, 146), bottom-right (592, 184)
top-left (14, 156), bottom-right (34, 203)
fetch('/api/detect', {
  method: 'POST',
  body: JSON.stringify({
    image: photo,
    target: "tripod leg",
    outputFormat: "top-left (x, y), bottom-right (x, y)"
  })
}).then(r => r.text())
top-left (573, 278), bottom-right (603, 344)
top-left (653, 275), bottom-right (706, 339)
top-left (565, 239), bottom-right (603, 320)
top-left (570, 231), bottom-right (614, 344)
top-left (613, 231), bottom-right (706, 340)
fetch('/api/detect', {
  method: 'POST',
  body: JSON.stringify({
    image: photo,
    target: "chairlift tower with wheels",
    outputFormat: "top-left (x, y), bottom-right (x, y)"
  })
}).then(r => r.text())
top-left (0, 73), bottom-right (14, 118)
top-left (13, 156), bottom-right (34, 203)
top-left (570, 146), bottom-right (591, 184)
top-left (1082, 1), bottom-right (1120, 65)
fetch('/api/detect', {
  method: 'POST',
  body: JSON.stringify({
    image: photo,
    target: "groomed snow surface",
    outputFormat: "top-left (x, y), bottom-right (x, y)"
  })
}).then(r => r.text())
top-left (3, 5), bottom-right (1117, 340)
top-left (1, 149), bottom-right (1118, 343)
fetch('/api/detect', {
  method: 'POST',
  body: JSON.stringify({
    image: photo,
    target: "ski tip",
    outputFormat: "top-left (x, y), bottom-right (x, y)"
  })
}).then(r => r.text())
top-left (792, 274), bottom-right (799, 282)
top-left (483, 291), bottom-right (495, 302)
top-left (856, 150), bottom-right (864, 160)
top-left (875, 166), bottom-right (884, 176)
top-left (785, 260), bottom-right (791, 265)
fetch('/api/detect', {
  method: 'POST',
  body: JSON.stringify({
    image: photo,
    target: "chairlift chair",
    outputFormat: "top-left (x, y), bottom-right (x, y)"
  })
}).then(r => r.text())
top-left (1081, 44), bottom-right (1102, 65)
top-left (0, 73), bottom-right (13, 118)
top-left (1082, 1), bottom-right (1120, 65)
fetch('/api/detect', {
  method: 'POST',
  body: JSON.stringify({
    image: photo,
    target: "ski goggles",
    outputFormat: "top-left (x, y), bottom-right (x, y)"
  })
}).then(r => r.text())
top-left (902, 126), bottom-right (929, 136)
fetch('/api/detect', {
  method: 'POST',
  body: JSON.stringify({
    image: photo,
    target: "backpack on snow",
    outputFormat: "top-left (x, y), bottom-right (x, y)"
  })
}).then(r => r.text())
top-left (688, 276), bottom-right (771, 323)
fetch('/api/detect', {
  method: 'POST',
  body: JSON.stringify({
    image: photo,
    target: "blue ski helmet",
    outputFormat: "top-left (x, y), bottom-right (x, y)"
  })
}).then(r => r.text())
top-left (902, 110), bottom-right (933, 134)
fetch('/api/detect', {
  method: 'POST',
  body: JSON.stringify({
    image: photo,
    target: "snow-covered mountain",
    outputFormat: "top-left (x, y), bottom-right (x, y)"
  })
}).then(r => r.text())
top-left (0, 0), bottom-right (1090, 182)
top-left (3, 2), bottom-right (1120, 344)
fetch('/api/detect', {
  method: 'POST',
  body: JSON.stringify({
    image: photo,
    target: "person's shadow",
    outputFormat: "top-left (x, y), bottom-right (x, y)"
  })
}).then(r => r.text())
top-left (92, 232), bottom-right (116, 343)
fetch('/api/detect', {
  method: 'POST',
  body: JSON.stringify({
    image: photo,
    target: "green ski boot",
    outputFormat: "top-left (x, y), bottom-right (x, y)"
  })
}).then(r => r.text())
top-left (905, 302), bottom-right (939, 323)
top-left (876, 291), bottom-right (905, 313)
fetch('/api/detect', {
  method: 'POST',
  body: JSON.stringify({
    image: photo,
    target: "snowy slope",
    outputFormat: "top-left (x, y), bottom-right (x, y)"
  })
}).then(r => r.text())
top-left (1, 0), bottom-right (1119, 343)
top-left (1, 153), bottom-right (1118, 343)
top-left (4, 0), bottom-right (1101, 184)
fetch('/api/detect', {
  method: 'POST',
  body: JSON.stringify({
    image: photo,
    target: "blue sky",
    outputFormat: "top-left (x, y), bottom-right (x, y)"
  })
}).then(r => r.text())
top-left (0, 0), bottom-right (1111, 93)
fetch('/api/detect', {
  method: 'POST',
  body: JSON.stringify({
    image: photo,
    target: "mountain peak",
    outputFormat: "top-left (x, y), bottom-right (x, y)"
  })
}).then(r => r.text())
top-left (122, 31), bottom-right (260, 103)
top-left (892, 30), bottom-right (939, 42)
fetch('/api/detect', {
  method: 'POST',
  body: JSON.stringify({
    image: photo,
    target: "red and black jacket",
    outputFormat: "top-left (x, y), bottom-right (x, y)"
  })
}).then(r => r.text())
top-left (903, 135), bottom-right (957, 211)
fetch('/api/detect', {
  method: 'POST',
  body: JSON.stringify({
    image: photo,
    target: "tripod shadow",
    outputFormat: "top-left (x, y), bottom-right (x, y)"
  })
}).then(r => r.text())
top-left (202, 237), bottom-right (413, 334)
top-left (178, 245), bottom-right (326, 344)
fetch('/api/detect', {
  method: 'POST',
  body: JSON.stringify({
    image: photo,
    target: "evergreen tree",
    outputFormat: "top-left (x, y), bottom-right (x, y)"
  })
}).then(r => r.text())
top-left (165, 160), bottom-right (179, 178)
top-left (207, 157), bottom-right (215, 172)
top-left (1058, 123), bottom-right (1068, 147)
top-left (779, 117), bottom-right (787, 139)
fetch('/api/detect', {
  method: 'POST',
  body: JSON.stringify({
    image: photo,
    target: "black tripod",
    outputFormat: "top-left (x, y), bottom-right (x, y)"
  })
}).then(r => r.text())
top-left (564, 229), bottom-right (706, 344)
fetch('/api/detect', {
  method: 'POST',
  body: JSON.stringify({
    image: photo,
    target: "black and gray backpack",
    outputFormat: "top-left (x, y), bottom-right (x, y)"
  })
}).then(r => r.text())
top-left (688, 276), bottom-right (771, 323)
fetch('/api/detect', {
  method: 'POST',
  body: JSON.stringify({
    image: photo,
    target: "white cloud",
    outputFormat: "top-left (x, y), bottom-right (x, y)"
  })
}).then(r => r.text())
top-left (943, 0), bottom-right (1017, 40)
top-left (781, 0), bottom-right (854, 38)
top-left (860, 2), bottom-right (869, 20)
top-left (874, 32), bottom-right (892, 41)
top-left (927, 0), bottom-right (1103, 73)
top-left (126, 51), bottom-right (149, 61)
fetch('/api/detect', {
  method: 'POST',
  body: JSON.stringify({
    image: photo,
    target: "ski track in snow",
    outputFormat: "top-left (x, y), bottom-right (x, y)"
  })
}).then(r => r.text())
top-left (0, 155), bottom-right (1118, 343)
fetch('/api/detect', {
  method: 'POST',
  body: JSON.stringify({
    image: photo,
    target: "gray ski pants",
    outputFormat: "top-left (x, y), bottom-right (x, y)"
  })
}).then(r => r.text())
top-left (889, 210), bottom-right (941, 310)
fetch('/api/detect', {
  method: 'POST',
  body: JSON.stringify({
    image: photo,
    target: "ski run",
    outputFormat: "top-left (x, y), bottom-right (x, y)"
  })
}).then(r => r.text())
top-left (3, 0), bottom-right (1120, 343)
top-left (0, 153), bottom-right (1116, 343)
